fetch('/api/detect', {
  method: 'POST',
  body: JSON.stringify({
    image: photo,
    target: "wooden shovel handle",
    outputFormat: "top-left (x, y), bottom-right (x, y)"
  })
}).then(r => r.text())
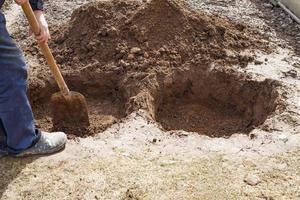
top-left (21, 2), bottom-right (70, 95)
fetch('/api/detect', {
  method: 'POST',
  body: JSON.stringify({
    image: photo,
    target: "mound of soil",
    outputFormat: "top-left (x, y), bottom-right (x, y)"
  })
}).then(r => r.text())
top-left (53, 0), bottom-right (269, 69)
top-left (29, 0), bottom-right (280, 137)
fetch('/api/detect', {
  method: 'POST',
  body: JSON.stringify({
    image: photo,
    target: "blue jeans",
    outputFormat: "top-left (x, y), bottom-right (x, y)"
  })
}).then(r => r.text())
top-left (0, 12), bottom-right (39, 155)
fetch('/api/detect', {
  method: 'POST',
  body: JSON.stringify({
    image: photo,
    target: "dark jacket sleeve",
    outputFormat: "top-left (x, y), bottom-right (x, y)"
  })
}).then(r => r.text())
top-left (29, 0), bottom-right (44, 11)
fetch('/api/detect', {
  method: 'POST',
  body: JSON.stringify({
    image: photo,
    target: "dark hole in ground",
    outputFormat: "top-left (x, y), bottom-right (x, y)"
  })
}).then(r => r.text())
top-left (28, 67), bottom-right (281, 138)
top-left (156, 67), bottom-right (280, 137)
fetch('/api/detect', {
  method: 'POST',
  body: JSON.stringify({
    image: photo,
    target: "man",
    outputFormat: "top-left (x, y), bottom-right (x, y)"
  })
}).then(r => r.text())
top-left (0, 0), bottom-right (67, 157)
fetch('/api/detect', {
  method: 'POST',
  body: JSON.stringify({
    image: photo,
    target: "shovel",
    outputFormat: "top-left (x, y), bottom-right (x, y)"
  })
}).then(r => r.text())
top-left (21, 2), bottom-right (90, 129)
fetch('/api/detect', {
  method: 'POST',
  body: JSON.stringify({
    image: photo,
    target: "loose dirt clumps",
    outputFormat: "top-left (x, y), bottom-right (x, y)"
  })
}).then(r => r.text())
top-left (30, 0), bottom-right (281, 137)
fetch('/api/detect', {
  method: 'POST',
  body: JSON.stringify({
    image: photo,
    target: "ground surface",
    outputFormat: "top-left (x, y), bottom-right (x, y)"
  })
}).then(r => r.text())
top-left (1, 0), bottom-right (300, 199)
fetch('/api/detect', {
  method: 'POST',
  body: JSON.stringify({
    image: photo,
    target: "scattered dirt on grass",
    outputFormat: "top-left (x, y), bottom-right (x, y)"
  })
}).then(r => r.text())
top-left (28, 0), bottom-right (281, 137)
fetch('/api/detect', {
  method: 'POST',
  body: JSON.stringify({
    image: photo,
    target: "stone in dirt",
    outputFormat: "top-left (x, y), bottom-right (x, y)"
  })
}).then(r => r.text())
top-left (244, 174), bottom-right (261, 186)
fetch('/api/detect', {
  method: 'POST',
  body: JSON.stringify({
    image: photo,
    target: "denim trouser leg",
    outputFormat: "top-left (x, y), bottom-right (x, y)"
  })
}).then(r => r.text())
top-left (0, 12), bottom-right (39, 155)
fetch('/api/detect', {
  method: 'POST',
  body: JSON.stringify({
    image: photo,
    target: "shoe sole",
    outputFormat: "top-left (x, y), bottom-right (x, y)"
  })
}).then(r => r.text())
top-left (13, 143), bottom-right (66, 158)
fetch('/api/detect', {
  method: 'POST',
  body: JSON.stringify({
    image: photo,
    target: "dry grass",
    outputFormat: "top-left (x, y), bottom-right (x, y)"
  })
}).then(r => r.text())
top-left (1, 149), bottom-right (300, 199)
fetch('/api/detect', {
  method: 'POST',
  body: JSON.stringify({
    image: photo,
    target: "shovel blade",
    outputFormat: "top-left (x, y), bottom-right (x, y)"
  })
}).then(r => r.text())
top-left (51, 91), bottom-right (90, 129)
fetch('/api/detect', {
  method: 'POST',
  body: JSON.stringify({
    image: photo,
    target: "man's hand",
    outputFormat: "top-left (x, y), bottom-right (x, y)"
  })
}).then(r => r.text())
top-left (30, 11), bottom-right (51, 43)
top-left (14, 0), bottom-right (28, 5)
top-left (14, 0), bottom-right (51, 43)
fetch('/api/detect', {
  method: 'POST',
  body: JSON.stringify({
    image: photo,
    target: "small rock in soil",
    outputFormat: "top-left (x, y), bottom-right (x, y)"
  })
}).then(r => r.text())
top-left (278, 134), bottom-right (288, 143)
top-left (244, 174), bottom-right (261, 186)
top-left (130, 47), bottom-right (142, 54)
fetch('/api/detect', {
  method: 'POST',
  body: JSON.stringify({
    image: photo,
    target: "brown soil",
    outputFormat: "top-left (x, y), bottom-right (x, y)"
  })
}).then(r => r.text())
top-left (156, 69), bottom-right (280, 137)
top-left (31, 72), bottom-right (126, 137)
top-left (28, 0), bottom-right (281, 137)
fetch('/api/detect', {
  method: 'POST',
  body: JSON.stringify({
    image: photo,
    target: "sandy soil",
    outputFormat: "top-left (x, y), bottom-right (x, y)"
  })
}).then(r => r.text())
top-left (0, 0), bottom-right (300, 199)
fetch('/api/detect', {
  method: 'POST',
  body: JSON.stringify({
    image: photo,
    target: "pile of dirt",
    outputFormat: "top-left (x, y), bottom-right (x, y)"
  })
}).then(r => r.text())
top-left (29, 0), bottom-right (280, 137)
top-left (53, 0), bottom-right (269, 70)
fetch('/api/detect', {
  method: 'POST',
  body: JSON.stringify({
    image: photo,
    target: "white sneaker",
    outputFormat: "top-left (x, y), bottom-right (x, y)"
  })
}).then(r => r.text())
top-left (15, 131), bottom-right (67, 157)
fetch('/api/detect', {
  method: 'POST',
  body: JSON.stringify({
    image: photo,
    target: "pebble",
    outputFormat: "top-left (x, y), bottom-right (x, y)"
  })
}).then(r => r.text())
top-left (108, 27), bottom-right (119, 37)
top-left (263, 3), bottom-right (273, 8)
top-left (244, 174), bottom-right (261, 186)
top-left (127, 54), bottom-right (134, 60)
top-left (144, 52), bottom-right (149, 58)
top-left (278, 134), bottom-right (288, 143)
top-left (119, 59), bottom-right (130, 67)
top-left (130, 47), bottom-right (142, 54)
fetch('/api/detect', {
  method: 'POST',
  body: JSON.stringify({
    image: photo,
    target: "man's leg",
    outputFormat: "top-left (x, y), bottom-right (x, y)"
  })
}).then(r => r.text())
top-left (0, 12), bottom-right (67, 157)
top-left (0, 12), bottom-right (40, 155)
